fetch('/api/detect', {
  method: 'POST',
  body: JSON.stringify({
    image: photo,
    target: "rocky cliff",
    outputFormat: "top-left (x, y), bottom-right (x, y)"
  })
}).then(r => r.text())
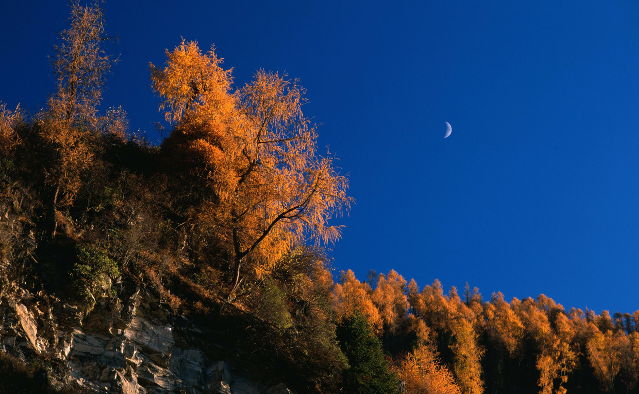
top-left (0, 275), bottom-right (295, 394)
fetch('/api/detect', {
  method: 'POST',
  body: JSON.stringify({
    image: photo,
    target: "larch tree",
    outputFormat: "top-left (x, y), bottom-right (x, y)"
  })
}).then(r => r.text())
top-left (633, 311), bottom-right (639, 332)
top-left (486, 292), bottom-right (524, 359)
top-left (597, 310), bottom-right (616, 334)
top-left (407, 279), bottom-right (426, 319)
top-left (372, 270), bottom-right (410, 333)
top-left (43, 0), bottom-right (116, 236)
top-left (624, 313), bottom-right (634, 335)
top-left (511, 295), bottom-right (579, 394)
top-left (536, 312), bottom-right (578, 394)
top-left (536, 353), bottom-right (558, 394)
top-left (450, 317), bottom-right (484, 394)
top-left (621, 332), bottom-right (639, 391)
top-left (0, 103), bottom-right (21, 161)
top-left (332, 269), bottom-right (383, 332)
top-left (397, 343), bottom-right (462, 394)
top-left (448, 286), bottom-right (477, 325)
top-left (587, 330), bottom-right (623, 393)
top-left (614, 312), bottom-right (626, 333)
top-left (49, 0), bottom-right (115, 123)
top-left (149, 40), bottom-right (237, 207)
top-left (412, 280), bottom-right (483, 394)
top-left (418, 280), bottom-right (454, 333)
top-left (150, 41), bottom-right (351, 299)
top-left (512, 297), bottom-right (559, 393)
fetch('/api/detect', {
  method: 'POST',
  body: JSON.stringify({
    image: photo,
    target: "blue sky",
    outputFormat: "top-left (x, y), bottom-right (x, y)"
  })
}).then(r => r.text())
top-left (2, 1), bottom-right (639, 315)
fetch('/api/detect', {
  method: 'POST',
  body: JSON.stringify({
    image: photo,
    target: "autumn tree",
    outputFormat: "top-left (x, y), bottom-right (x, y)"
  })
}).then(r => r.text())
top-left (412, 280), bottom-right (451, 332)
top-left (448, 287), bottom-right (477, 328)
top-left (512, 298), bottom-right (553, 391)
top-left (150, 41), bottom-right (351, 298)
top-left (273, 248), bottom-right (348, 393)
top-left (624, 313), bottom-right (634, 335)
top-left (620, 332), bottom-right (639, 391)
top-left (332, 269), bottom-right (383, 332)
top-left (597, 310), bottom-right (615, 334)
top-left (49, 0), bottom-right (115, 123)
top-left (485, 292), bottom-right (524, 359)
top-left (552, 313), bottom-right (579, 393)
top-left (397, 343), bottom-right (461, 394)
top-left (450, 317), bottom-right (484, 394)
top-left (587, 330), bottom-right (623, 393)
top-left (633, 311), bottom-right (639, 332)
top-left (42, 0), bottom-right (117, 236)
top-left (408, 280), bottom-right (483, 394)
top-left (0, 103), bottom-right (21, 163)
top-left (510, 296), bottom-right (580, 394)
top-left (535, 313), bottom-right (578, 394)
top-left (407, 279), bottom-right (426, 318)
top-left (372, 270), bottom-right (410, 334)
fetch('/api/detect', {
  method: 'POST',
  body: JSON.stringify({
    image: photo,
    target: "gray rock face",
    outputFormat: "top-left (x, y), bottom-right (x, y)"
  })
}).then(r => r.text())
top-left (0, 285), bottom-right (295, 394)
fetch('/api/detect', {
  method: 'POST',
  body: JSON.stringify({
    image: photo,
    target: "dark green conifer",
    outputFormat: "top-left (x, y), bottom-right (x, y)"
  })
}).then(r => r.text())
top-left (336, 313), bottom-right (399, 394)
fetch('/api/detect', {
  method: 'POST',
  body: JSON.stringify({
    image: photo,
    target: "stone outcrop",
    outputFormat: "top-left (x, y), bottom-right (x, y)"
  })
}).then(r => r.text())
top-left (0, 281), bottom-right (295, 394)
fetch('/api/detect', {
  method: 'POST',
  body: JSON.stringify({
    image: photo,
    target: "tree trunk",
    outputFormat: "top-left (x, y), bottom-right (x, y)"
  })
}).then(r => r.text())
top-left (51, 185), bottom-right (60, 239)
top-left (227, 228), bottom-right (244, 301)
top-left (227, 257), bottom-right (242, 301)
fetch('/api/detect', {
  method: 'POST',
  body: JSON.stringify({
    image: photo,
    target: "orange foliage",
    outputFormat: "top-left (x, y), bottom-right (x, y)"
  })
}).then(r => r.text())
top-left (587, 330), bottom-right (624, 392)
top-left (536, 354), bottom-right (559, 394)
top-left (332, 269), bottom-right (382, 332)
top-left (49, 0), bottom-right (115, 124)
top-left (596, 310), bottom-right (615, 333)
top-left (511, 296), bottom-right (577, 394)
top-left (388, 276), bottom-right (639, 393)
top-left (450, 317), bottom-right (484, 394)
top-left (397, 343), bottom-right (462, 394)
top-left (621, 332), bottom-right (639, 390)
top-left (372, 270), bottom-right (409, 333)
top-left (39, 0), bottom-right (117, 237)
top-left (408, 279), bottom-right (483, 394)
top-left (408, 279), bottom-right (426, 317)
top-left (415, 280), bottom-right (452, 332)
top-left (513, 297), bottom-right (553, 345)
top-left (149, 40), bottom-right (235, 126)
top-left (39, 113), bottom-right (96, 220)
top-left (0, 103), bottom-right (21, 158)
top-left (486, 292), bottom-right (524, 358)
top-left (150, 41), bottom-right (352, 298)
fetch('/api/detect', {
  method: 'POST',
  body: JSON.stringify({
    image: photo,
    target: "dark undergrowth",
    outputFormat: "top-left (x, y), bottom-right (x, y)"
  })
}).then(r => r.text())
top-left (0, 352), bottom-right (84, 394)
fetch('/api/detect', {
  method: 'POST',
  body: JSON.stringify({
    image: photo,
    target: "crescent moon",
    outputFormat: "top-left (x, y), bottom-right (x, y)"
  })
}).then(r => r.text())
top-left (444, 122), bottom-right (452, 138)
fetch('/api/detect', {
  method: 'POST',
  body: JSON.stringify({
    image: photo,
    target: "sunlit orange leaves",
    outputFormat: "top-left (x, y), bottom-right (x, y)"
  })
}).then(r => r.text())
top-left (50, 0), bottom-right (115, 124)
top-left (372, 270), bottom-right (409, 333)
top-left (0, 103), bottom-right (21, 158)
top-left (332, 269), bottom-right (383, 332)
top-left (151, 41), bottom-right (351, 298)
top-left (397, 343), bottom-right (461, 394)
top-left (150, 40), bottom-right (235, 125)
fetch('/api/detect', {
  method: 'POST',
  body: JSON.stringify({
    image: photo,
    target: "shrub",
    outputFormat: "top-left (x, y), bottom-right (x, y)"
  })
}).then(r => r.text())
top-left (73, 244), bottom-right (120, 303)
top-left (254, 278), bottom-right (294, 330)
